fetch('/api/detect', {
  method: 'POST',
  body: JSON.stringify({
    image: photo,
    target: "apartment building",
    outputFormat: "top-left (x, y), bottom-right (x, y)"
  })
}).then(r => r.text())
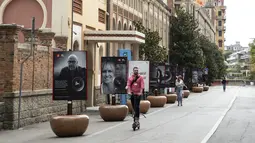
top-left (226, 47), bottom-right (251, 78)
top-left (109, 0), bottom-right (171, 55)
top-left (225, 41), bottom-right (248, 52)
top-left (215, 0), bottom-right (226, 50)
top-left (169, 0), bottom-right (216, 43)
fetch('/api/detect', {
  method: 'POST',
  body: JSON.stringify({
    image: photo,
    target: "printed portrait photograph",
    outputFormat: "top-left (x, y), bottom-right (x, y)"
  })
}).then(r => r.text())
top-left (149, 63), bottom-right (166, 88)
top-left (101, 57), bottom-right (127, 94)
top-left (53, 51), bottom-right (87, 100)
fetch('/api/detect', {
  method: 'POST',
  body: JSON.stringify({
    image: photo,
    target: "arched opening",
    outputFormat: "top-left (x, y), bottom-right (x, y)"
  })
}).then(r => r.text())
top-left (118, 21), bottom-right (122, 30)
top-left (73, 40), bottom-right (79, 51)
top-left (129, 25), bottom-right (132, 30)
top-left (112, 18), bottom-right (116, 30)
top-left (124, 23), bottom-right (127, 30)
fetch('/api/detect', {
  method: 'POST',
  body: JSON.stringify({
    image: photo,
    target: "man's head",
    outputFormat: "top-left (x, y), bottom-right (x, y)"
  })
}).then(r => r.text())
top-left (67, 54), bottom-right (78, 70)
top-left (133, 67), bottom-right (139, 75)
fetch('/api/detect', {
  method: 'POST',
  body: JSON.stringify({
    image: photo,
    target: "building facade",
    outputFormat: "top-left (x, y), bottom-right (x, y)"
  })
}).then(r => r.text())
top-left (226, 47), bottom-right (251, 79)
top-left (169, 0), bottom-right (216, 43)
top-left (215, 0), bottom-right (226, 50)
top-left (225, 41), bottom-right (248, 52)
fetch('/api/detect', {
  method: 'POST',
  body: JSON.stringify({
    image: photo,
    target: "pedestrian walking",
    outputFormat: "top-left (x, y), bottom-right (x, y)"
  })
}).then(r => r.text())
top-left (127, 67), bottom-right (144, 130)
top-left (175, 75), bottom-right (187, 106)
top-left (222, 77), bottom-right (227, 92)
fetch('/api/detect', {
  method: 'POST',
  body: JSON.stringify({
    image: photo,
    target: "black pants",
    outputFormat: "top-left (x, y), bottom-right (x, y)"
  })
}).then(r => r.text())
top-left (130, 94), bottom-right (141, 119)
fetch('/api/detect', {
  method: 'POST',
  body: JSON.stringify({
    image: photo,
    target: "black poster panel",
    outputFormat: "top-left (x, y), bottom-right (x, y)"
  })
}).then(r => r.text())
top-left (149, 63), bottom-right (166, 88)
top-left (53, 51), bottom-right (87, 100)
top-left (165, 64), bottom-right (176, 87)
top-left (198, 68), bottom-right (204, 84)
top-left (101, 57), bottom-right (127, 94)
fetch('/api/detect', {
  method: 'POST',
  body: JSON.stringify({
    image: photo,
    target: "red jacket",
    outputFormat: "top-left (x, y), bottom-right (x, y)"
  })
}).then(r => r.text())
top-left (127, 74), bottom-right (144, 95)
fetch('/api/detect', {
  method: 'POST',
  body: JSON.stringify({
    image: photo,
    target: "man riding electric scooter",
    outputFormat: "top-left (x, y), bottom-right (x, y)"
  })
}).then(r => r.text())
top-left (127, 67), bottom-right (144, 131)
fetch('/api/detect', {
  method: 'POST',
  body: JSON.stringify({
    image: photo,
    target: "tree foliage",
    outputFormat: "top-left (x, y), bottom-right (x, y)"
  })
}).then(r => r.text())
top-left (249, 40), bottom-right (255, 80)
top-left (169, 8), bottom-right (226, 85)
top-left (133, 21), bottom-right (167, 62)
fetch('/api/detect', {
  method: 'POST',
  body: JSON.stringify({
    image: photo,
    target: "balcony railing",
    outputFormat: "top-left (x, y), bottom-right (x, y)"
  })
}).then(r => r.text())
top-left (216, 15), bottom-right (226, 20)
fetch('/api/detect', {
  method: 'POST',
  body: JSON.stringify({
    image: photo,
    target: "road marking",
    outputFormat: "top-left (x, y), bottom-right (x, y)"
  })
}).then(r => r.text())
top-left (200, 87), bottom-right (240, 143)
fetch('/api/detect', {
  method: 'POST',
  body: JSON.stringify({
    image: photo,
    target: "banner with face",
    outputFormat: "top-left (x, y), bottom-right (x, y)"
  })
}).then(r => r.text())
top-left (101, 57), bottom-right (127, 94)
top-left (53, 51), bottom-right (87, 100)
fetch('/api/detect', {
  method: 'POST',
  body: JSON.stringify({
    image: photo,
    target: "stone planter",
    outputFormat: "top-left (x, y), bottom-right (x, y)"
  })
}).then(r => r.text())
top-left (126, 100), bottom-right (151, 114)
top-left (99, 105), bottom-right (128, 121)
top-left (183, 90), bottom-right (190, 98)
top-left (165, 94), bottom-right (177, 103)
top-left (147, 96), bottom-right (167, 107)
top-left (192, 87), bottom-right (203, 93)
top-left (203, 86), bottom-right (209, 91)
top-left (50, 115), bottom-right (89, 137)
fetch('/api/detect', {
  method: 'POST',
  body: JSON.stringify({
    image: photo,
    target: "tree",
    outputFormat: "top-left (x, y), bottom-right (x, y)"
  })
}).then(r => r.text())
top-left (199, 34), bottom-right (227, 83)
top-left (249, 39), bottom-right (255, 80)
top-left (133, 21), bottom-right (167, 62)
top-left (169, 8), bottom-right (204, 87)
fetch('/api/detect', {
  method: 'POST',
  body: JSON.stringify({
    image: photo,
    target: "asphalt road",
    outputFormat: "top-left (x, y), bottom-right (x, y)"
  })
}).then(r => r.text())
top-left (0, 86), bottom-right (254, 143)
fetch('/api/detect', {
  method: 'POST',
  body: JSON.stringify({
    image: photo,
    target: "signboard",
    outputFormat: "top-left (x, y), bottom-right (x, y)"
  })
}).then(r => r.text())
top-left (101, 57), bottom-right (128, 94)
top-left (53, 51), bottom-right (87, 100)
top-left (119, 49), bottom-right (131, 60)
top-left (149, 63), bottom-right (166, 88)
top-left (128, 61), bottom-right (150, 92)
top-left (192, 69), bottom-right (198, 84)
top-left (165, 65), bottom-right (176, 87)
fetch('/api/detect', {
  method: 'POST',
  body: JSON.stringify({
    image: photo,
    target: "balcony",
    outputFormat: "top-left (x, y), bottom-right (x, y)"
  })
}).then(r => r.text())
top-left (220, 5), bottom-right (227, 10)
top-left (217, 25), bottom-right (226, 31)
top-left (216, 15), bottom-right (226, 20)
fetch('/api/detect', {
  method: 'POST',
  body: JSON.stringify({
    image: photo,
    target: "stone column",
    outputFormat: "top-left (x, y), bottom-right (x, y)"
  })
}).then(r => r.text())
top-left (0, 24), bottom-right (22, 94)
top-left (21, 29), bottom-right (42, 91)
top-left (54, 36), bottom-right (68, 51)
top-left (38, 30), bottom-right (55, 89)
top-left (132, 44), bottom-right (140, 60)
top-left (86, 41), bottom-right (96, 107)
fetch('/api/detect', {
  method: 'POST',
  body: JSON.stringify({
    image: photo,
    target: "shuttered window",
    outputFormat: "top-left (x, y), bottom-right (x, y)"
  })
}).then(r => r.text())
top-left (73, 0), bottom-right (82, 15)
top-left (98, 9), bottom-right (106, 24)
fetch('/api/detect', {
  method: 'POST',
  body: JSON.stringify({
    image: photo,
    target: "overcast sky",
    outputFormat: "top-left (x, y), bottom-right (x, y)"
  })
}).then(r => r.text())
top-left (224, 0), bottom-right (255, 47)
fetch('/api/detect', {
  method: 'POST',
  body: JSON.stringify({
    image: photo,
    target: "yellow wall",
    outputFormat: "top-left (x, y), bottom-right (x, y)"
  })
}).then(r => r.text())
top-left (215, 6), bottom-right (226, 50)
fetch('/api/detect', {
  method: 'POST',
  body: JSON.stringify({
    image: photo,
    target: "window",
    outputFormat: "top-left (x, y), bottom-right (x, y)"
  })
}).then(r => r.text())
top-left (175, 4), bottom-right (180, 9)
top-left (73, 0), bottom-right (82, 15)
top-left (219, 31), bottom-right (222, 36)
top-left (218, 40), bottom-right (222, 47)
top-left (98, 9), bottom-right (106, 24)
top-left (218, 11), bottom-right (222, 16)
top-left (218, 21), bottom-right (222, 26)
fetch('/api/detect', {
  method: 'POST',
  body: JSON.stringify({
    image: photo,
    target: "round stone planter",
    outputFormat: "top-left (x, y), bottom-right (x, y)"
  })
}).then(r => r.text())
top-left (126, 100), bottom-right (151, 114)
top-left (183, 90), bottom-right (190, 98)
top-left (165, 94), bottom-right (177, 103)
top-left (99, 105), bottom-right (128, 121)
top-left (203, 86), bottom-right (209, 91)
top-left (147, 96), bottom-right (167, 107)
top-left (192, 87), bottom-right (203, 93)
top-left (50, 115), bottom-right (89, 137)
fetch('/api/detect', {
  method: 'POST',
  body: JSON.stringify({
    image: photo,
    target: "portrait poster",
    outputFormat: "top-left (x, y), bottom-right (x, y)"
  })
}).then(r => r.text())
top-left (149, 63), bottom-right (166, 88)
top-left (128, 61), bottom-right (150, 92)
top-left (101, 57), bottom-right (128, 94)
top-left (165, 64), bottom-right (176, 87)
top-left (198, 69), bottom-right (204, 83)
top-left (192, 69), bottom-right (198, 84)
top-left (53, 51), bottom-right (87, 100)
